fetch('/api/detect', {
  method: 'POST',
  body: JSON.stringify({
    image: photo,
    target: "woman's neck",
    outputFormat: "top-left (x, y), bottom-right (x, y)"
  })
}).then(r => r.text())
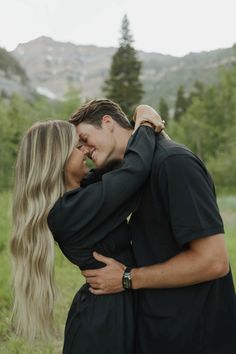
top-left (65, 178), bottom-right (80, 192)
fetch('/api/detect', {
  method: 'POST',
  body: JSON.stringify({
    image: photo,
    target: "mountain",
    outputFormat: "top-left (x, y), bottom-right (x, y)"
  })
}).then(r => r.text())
top-left (12, 36), bottom-right (115, 101)
top-left (12, 36), bottom-right (236, 108)
top-left (0, 47), bottom-right (35, 99)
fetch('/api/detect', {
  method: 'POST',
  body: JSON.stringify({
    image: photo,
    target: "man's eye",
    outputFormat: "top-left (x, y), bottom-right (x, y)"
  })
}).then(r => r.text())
top-left (76, 144), bottom-right (83, 150)
top-left (80, 136), bottom-right (87, 144)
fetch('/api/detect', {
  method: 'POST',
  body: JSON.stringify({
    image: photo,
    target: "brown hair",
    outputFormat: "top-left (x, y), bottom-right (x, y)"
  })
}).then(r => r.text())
top-left (69, 98), bottom-right (133, 130)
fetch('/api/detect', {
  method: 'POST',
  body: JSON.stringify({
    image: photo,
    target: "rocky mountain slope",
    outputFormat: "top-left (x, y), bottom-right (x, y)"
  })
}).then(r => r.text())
top-left (0, 47), bottom-right (34, 99)
top-left (10, 36), bottom-right (236, 107)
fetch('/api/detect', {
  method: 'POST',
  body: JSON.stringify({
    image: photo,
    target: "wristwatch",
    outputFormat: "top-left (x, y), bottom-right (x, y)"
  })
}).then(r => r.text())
top-left (122, 267), bottom-right (132, 289)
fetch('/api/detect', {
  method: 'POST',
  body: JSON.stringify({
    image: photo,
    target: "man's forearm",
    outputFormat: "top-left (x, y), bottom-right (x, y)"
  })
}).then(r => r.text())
top-left (83, 234), bottom-right (229, 295)
top-left (131, 234), bottom-right (229, 289)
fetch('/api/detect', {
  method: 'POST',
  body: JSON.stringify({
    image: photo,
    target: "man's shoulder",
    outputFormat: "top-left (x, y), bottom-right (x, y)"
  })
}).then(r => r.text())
top-left (153, 135), bottom-right (195, 167)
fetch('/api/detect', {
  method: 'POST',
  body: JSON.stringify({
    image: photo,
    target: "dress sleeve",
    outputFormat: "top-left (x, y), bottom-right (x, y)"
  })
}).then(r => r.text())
top-left (49, 126), bottom-right (156, 247)
top-left (158, 154), bottom-right (224, 246)
top-left (80, 160), bottom-right (122, 187)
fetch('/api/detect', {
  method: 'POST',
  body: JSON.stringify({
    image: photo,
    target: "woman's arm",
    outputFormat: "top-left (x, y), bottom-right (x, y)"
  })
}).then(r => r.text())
top-left (49, 126), bottom-right (156, 247)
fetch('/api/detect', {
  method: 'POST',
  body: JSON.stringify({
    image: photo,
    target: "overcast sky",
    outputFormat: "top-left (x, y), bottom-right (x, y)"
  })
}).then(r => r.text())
top-left (0, 0), bottom-right (235, 56)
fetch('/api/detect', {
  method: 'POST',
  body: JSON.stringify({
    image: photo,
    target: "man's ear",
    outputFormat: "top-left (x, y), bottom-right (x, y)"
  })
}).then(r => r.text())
top-left (102, 115), bottom-right (114, 132)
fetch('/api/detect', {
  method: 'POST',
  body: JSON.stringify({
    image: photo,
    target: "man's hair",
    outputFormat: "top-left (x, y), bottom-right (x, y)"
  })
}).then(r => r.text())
top-left (69, 98), bottom-right (133, 130)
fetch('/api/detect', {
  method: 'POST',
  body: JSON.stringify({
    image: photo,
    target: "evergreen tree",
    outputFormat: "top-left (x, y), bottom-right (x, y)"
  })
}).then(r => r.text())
top-left (174, 85), bottom-right (188, 121)
top-left (103, 15), bottom-right (144, 117)
top-left (60, 88), bottom-right (82, 119)
top-left (187, 80), bottom-right (205, 106)
top-left (158, 97), bottom-right (169, 126)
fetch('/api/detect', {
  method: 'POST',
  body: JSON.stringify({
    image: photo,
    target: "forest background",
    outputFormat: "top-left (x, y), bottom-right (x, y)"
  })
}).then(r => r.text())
top-left (0, 15), bottom-right (236, 354)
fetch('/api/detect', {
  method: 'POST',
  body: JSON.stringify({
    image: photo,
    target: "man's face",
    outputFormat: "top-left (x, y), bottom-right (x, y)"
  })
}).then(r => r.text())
top-left (76, 120), bottom-right (117, 168)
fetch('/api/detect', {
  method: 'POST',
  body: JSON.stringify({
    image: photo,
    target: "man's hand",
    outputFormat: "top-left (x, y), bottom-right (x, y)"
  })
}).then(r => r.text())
top-left (81, 252), bottom-right (126, 295)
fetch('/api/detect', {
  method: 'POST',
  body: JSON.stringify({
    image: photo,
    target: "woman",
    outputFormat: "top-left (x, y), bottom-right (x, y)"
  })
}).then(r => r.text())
top-left (10, 115), bottom-right (163, 353)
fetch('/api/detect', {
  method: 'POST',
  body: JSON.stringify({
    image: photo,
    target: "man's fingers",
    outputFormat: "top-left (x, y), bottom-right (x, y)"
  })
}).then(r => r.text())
top-left (86, 280), bottom-right (99, 288)
top-left (89, 287), bottom-right (107, 295)
top-left (81, 270), bottom-right (98, 277)
top-left (93, 251), bottom-right (112, 265)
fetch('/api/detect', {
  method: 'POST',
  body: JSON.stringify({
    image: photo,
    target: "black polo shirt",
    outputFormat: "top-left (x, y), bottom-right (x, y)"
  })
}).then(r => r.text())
top-left (130, 135), bottom-right (236, 354)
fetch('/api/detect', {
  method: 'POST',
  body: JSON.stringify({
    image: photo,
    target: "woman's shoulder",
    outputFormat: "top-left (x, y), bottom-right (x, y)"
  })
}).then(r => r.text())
top-left (81, 161), bottom-right (122, 187)
top-left (47, 187), bottom-right (82, 233)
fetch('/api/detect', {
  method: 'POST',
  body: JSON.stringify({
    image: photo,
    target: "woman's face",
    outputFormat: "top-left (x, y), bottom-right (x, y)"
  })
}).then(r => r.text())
top-left (64, 146), bottom-right (89, 188)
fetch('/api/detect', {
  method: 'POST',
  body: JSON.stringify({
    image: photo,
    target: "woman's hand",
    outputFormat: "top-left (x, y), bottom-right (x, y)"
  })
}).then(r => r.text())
top-left (133, 105), bottom-right (165, 133)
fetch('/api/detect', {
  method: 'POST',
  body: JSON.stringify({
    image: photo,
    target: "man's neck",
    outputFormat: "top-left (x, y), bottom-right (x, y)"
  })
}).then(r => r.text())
top-left (114, 128), bottom-right (133, 160)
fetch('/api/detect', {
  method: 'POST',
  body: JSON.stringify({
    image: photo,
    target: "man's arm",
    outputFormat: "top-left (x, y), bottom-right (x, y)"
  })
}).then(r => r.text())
top-left (82, 105), bottom-right (228, 294)
top-left (82, 233), bottom-right (229, 295)
top-left (132, 233), bottom-right (229, 289)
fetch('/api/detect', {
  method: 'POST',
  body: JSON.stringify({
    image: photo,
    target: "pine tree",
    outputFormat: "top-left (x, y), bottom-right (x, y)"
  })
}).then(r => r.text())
top-left (187, 81), bottom-right (205, 106)
top-left (103, 15), bottom-right (144, 117)
top-left (174, 85), bottom-right (188, 121)
top-left (158, 97), bottom-right (169, 126)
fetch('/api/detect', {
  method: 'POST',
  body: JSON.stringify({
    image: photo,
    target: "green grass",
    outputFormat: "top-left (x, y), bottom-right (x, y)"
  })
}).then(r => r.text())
top-left (0, 191), bottom-right (84, 353)
top-left (0, 192), bottom-right (236, 353)
top-left (218, 195), bottom-right (236, 280)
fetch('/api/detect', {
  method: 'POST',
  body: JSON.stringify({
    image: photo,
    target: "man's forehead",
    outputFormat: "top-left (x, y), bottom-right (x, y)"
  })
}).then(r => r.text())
top-left (76, 124), bottom-right (87, 139)
top-left (76, 122), bottom-right (100, 136)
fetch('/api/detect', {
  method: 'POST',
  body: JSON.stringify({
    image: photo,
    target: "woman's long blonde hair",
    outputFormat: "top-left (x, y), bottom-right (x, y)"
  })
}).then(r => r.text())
top-left (10, 120), bottom-right (78, 341)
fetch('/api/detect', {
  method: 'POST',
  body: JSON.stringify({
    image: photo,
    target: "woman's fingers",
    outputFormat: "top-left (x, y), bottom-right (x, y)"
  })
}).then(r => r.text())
top-left (133, 105), bottom-right (164, 132)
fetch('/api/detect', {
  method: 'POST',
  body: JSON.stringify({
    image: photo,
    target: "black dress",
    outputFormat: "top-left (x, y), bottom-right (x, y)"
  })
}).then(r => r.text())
top-left (47, 127), bottom-right (155, 354)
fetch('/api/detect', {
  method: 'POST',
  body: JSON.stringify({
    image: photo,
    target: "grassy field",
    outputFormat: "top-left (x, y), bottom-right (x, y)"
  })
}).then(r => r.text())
top-left (0, 191), bottom-right (236, 353)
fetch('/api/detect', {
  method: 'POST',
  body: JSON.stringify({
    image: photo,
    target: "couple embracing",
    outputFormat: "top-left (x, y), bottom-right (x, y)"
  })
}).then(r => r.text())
top-left (11, 99), bottom-right (236, 354)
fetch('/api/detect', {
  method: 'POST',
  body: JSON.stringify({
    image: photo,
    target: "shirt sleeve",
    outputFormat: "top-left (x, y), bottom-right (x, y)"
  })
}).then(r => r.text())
top-left (49, 126), bottom-right (156, 248)
top-left (158, 153), bottom-right (224, 246)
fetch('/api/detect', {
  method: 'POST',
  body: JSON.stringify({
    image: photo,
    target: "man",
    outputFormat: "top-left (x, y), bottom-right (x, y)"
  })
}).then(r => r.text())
top-left (69, 99), bottom-right (236, 354)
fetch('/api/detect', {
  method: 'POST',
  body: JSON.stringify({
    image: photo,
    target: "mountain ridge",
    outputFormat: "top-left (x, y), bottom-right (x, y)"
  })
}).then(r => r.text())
top-left (0, 47), bottom-right (35, 98)
top-left (7, 36), bottom-right (236, 108)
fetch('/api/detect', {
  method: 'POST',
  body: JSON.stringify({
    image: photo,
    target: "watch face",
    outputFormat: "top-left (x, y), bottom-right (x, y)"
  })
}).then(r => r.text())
top-left (123, 268), bottom-right (132, 289)
top-left (123, 275), bottom-right (131, 289)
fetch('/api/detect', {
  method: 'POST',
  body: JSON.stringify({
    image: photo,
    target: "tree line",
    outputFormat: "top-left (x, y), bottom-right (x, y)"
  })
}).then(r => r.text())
top-left (0, 15), bottom-right (235, 192)
top-left (103, 15), bottom-right (236, 193)
top-left (0, 90), bottom-right (82, 190)
top-left (166, 62), bottom-right (236, 193)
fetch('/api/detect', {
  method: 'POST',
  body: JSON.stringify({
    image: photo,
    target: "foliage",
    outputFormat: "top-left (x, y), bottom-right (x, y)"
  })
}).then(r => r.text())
top-left (0, 192), bottom-right (235, 352)
top-left (174, 85), bottom-right (188, 121)
top-left (59, 88), bottom-right (82, 119)
top-left (0, 90), bottom-right (82, 190)
top-left (0, 191), bottom-right (83, 353)
top-left (0, 47), bottom-right (28, 84)
top-left (103, 15), bottom-right (144, 117)
top-left (158, 97), bottom-right (169, 126)
top-left (168, 57), bottom-right (236, 192)
top-left (0, 48), bottom-right (236, 192)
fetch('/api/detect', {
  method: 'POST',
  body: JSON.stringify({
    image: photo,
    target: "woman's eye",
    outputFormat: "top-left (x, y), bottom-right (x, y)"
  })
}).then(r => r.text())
top-left (76, 144), bottom-right (83, 150)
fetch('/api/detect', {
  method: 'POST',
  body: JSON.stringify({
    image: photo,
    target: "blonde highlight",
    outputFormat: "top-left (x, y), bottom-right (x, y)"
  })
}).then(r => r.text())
top-left (10, 120), bottom-right (77, 341)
